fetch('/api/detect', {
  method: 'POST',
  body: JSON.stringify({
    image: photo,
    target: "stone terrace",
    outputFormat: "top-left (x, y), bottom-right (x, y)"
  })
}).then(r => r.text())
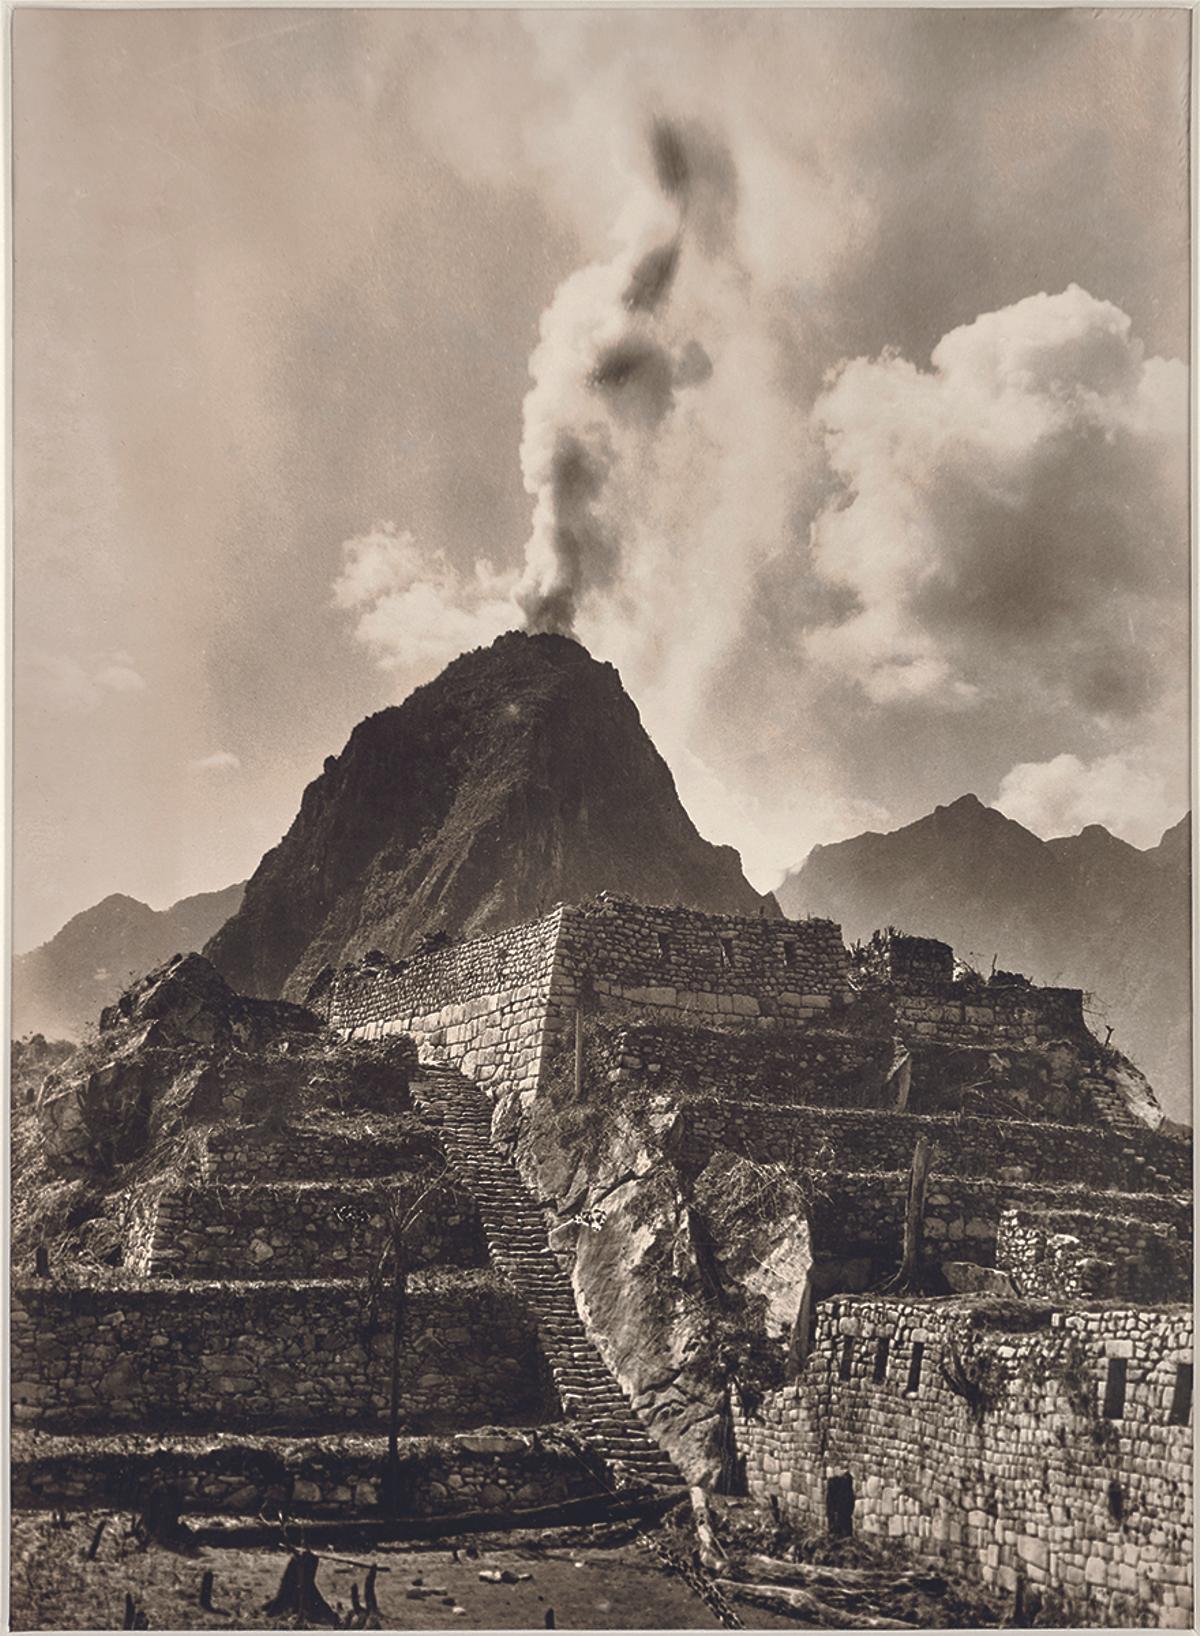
top-left (12, 1049), bottom-right (684, 1521)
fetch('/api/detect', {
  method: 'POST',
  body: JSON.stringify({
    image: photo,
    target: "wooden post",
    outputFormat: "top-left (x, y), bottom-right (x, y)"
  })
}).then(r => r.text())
top-left (897, 1134), bottom-right (932, 1288)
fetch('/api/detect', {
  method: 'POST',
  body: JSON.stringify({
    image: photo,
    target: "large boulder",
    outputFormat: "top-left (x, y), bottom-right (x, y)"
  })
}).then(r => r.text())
top-left (517, 1080), bottom-right (811, 1484)
top-left (37, 955), bottom-right (324, 1168)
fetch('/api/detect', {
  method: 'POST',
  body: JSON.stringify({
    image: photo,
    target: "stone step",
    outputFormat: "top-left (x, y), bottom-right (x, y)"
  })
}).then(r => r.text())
top-left (409, 1067), bottom-right (683, 1490)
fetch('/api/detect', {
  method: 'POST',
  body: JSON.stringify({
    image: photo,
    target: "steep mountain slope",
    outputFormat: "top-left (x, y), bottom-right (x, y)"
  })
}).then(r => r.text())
top-left (205, 631), bottom-right (776, 1002)
top-left (779, 798), bottom-right (1192, 1121)
top-left (12, 883), bottom-right (246, 1043)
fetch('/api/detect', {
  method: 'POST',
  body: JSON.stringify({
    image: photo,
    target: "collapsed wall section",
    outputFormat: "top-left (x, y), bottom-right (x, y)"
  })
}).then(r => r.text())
top-left (319, 908), bottom-right (564, 1100)
top-left (996, 1206), bottom-right (1190, 1303)
top-left (734, 1296), bottom-right (1193, 1629)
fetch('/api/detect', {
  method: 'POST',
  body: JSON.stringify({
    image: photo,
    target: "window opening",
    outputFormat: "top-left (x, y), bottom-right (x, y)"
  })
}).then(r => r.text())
top-left (1102, 1356), bottom-right (1127, 1420)
top-left (1168, 1362), bottom-right (1192, 1425)
top-left (905, 1342), bottom-right (925, 1395)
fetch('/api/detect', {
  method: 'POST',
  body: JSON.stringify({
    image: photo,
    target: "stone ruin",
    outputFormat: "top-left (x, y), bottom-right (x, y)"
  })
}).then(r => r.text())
top-left (11, 898), bottom-right (1193, 1627)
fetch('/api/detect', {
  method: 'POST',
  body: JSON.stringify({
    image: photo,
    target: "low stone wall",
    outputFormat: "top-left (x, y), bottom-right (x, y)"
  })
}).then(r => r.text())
top-left (734, 1296), bottom-right (1193, 1628)
top-left (855, 931), bottom-right (957, 990)
top-left (11, 1273), bottom-right (555, 1433)
top-left (11, 1427), bottom-right (597, 1517)
top-left (205, 1118), bottom-right (439, 1183)
top-left (892, 984), bottom-right (1086, 1050)
top-left (589, 1022), bottom-right (893, 1108)
top-left (320, 910), bottom-right (564, 1102)
top-left (805, 1173), bottom-right (1187, 1277)
top-left (148, 1182), bottom-right (487, 1280)
top-left (997, 1207), bottom-right (1191, 1303)
top-left (676, 1102), bottom-right (1185, 1195)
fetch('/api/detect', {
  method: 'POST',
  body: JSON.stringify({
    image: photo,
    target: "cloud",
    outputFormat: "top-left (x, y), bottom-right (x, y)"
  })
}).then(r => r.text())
top-left (995, 750), bottom-right (1179, 848)
top-left (334, 523), bottom-right (517, 678)
top-left (189, 751), bottom-right (241, 774)
top-left (28, 651), bottom-right (147, 713)
top-left (805, 286), bottom-right (1188, 712)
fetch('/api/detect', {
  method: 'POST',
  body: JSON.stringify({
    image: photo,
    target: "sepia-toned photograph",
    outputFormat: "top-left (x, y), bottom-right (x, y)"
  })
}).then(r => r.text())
top-left (6, 6), bottom-right (1193, 1630)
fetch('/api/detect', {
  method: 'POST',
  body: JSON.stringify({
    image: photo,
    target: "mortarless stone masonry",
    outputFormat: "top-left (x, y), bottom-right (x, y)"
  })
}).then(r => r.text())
top-left (732, 1296), bottom-right (1193, 1628)
top-left (10, 1427), bottom-right (599, 1518)
top-left (318, 900), bottom-right (1098, 1113)
top-left (28, 899), bottom-right (1185, 1611)
top-left (10, 1274), bottom-right (556, 1433)
top-left (144, 1180), bottom-right (486, 1280)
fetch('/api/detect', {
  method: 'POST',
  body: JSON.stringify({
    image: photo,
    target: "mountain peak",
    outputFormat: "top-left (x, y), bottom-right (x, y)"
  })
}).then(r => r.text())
top-left (205, 634), bottom-right (773, 1002)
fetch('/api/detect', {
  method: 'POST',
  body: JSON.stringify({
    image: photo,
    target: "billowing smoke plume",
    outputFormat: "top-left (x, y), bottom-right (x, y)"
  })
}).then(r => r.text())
top-left (517, 120), bottom-right (729, 634)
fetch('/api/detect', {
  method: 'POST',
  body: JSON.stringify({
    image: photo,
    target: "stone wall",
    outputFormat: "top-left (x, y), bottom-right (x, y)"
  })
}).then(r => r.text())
top-left (553, 899), bottom-right (851, 1043)
top-left (147, 1182), bottom-right (487, 1280)
top-left (996, 1207), bottom-right (1191, 1303)
top-left (587, 1021), bottom-right (893, 1108)
top-left (321, 909), bottom-right (564, 1100)
top-left (734, 1296), bottom-right (1193, 1628)
top-left (12, 1428), bottom-right (597, 1518)
top-left (312, 898), bottom-right (1132, 1130)
top-left (891, 984), bottom-right (1086, 1050)
top-left (676, 1103), bottom-right (1189, 1193)
top-left (856, 931), bottom-right (956, 990)
top-left (205, 1119), bottom-right (440, 1183)
top-left (11, 1273), bottom-right (555, 1433)
top-left (805, 1174), bottom-right (1187, 1276)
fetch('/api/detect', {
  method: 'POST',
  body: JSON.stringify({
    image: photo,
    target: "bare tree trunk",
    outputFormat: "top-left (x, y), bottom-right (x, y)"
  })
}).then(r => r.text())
top-left (383, 1228), bottom-right (410, 1512)
top-left (897, 1134), bottom-right (932, 1288)
top-left (574, 1004), bottom-right (584, 1098)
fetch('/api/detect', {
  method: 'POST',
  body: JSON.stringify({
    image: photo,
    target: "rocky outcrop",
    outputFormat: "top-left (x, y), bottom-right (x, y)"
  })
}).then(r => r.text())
top-left (34, 955), bottom-right (324, 1170)
top-left (14, 956), bottom-right (418, 1286)
top-left (779, 798), bottom-right (1192, 1122)
top-left (13, 882), bottom-right (245, 1043)
top-left (515, 1067), bottom-right (812, 1485)
top-left (205, 631), bottom-right (775, 1004)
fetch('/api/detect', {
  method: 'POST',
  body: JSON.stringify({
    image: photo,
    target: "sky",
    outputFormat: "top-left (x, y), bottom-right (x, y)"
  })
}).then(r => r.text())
top-left (12, 6), bottom-right (1191, 953)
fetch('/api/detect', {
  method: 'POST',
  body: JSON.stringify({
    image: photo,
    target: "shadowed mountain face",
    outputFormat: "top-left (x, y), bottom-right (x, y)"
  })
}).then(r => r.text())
top-left (778, 796), bottom-right (1192, 1123)
top-left (205, 631), bottom-right (776, 1003)
top-left (12, 883), bottom-right (246, 1043)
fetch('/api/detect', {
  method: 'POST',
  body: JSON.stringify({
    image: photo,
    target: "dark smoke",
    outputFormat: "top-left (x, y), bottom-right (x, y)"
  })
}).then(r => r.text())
top-left (518, 432), bottom-right (618, 635)
top-left (624, 240), bottom-right (681, 313)
top-left (590, 337), bottom-right (676, 425)
top-left (651, 119), bottom-right (691, 201)
top-left (518, 117), bottom-right (734, 636)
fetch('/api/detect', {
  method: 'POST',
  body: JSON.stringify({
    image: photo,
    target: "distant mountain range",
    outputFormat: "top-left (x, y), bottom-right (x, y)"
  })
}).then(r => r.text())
top-left (205, 631), bottom-right (777, 1002)
top-left (778, 795), bottom-right (1192, 1123)
top-left (12, 883), bottom-right (246, 1043)
top-left (16, 644), bottom-right (1190, 1129)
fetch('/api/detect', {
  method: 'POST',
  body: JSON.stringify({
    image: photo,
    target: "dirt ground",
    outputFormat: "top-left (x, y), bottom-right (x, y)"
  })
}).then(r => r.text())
top-left (7, 1510), bottom-right (803, 1632)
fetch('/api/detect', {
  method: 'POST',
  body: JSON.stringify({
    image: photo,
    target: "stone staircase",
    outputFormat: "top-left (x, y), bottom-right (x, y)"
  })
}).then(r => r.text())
top-left (411, 1064), bottom-right (683, 1492)
top-left (1084, 1073), bottom-right (1150, 1141)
